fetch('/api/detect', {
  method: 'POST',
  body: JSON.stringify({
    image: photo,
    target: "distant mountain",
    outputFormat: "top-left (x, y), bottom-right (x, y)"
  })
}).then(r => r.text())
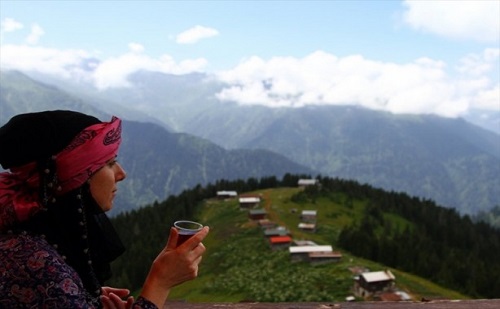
top-left (115, 120), bottom-right (314, 213)
top-left (191, 104), bottom-right (500, 215)
top-left (0, 70), bottom-right (314, 213)
top-left (0, 70), bottom-right (169, 129)
top-left (0, 70), bottom-right (108, 122)
top-left (2, 69), bottom-right (499, 214)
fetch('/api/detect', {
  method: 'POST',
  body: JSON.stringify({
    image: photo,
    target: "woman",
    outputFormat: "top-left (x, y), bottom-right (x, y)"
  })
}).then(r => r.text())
top-left (0, 110), bottom-right (209, 308)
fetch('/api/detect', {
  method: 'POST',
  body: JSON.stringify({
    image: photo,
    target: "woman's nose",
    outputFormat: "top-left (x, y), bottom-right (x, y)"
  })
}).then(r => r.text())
top-left (115, 163), bottom-right (127, 181)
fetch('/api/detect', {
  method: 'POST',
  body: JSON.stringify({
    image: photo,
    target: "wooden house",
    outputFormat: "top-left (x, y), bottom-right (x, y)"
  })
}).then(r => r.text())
top-left (297, 179), bottom-right (318, 187)
top-left (309, 251), bottom-right (342, 265)
top-left (354, 270), bottom-right (396, 298)
top-left (269, 235), bottom-right (293, 251)
top-left (264, 227), bottom-right (290, 238)
top-left (216, 190), bottom-right (238, 199)
top-left (300, 210), bottom-right (317, 223)
top-left (289, 245), bottom-right (333, 262)
top-left (248, 209), bottom-right (266, 220)
top-left (238, 196), bottom-right (261, 209)
top-left (258, 219), bottom-right (277, 229)
top-left (298, 222), bottom-right (316, 232)
top-left (293, 240), bottom-right (317, 246)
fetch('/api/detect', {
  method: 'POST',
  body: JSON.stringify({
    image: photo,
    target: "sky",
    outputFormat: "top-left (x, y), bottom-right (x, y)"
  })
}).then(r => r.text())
top-left (0, 0), bottom-right (499, 120)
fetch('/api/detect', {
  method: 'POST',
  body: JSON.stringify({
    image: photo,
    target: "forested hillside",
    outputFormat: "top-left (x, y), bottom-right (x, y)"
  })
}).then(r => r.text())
top-left (108, 175), bottom-right (500, 301)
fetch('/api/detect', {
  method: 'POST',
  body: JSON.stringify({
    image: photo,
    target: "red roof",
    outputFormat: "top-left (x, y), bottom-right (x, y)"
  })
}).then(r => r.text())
top-left (270, 236), bottom-right (293, 244)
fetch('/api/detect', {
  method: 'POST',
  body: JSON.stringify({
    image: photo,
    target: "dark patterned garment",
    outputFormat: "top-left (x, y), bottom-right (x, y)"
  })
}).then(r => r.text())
top-left (0, 233), bottom-right (157, 309)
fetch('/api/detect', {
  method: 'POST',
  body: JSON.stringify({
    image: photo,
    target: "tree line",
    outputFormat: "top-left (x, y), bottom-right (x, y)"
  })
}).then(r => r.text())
top-left (316, 177), bottom-right (500, 298)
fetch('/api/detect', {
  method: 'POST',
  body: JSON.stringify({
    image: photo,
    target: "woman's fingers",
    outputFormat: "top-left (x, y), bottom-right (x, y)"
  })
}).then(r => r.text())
top-left (101, 290), bottom-right (134, 309)
top-left (101, 286), bottom-right (130, 298)
top-left (179, 226), bottom-right (210, 251)
top-left (101, 292), bottom-right (134, 309)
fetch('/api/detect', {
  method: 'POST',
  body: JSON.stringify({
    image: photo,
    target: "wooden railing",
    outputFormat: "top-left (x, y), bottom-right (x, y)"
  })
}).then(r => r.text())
top-left (165, 299), bottom-right (500, 309)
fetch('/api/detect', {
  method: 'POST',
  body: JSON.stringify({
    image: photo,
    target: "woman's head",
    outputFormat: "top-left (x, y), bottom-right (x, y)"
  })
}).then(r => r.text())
top-left (0, 110), bottom-right (124, 227)
top-left (0, 110), bottom-right (127, 296)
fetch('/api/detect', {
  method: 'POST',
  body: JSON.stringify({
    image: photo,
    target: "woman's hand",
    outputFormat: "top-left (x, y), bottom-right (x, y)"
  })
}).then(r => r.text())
top-left (101, 287), bottom-right (134, 309)
top-left (140, 226), bottom-right (209, 308)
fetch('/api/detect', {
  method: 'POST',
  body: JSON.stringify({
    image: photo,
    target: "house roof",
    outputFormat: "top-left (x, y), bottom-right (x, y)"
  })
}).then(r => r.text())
top-left (258, 219), bottom-right (275, 225)
top-left (249, 209), bottom-right (266, 215)
top-left (293, 240), bottom-right (317, 246)
top-left (289, 245), bottom-right (333, 253)
top-left (239, 197), bottom-right (260, 203)
top-left (361, 270), bottom-right (396, 283)
top-left (264, 228), bottom-right (289, 236)
top-left (301, 210), bottom-right (317, 216)
top-left (270, 236), bottom-right (293, 244)
top-left (309, 251), bottom-right (342, 258)
top-left (298, 179), bottom-right (318, 185)
top-left (298, 223), bottom-right (316, 229)
top-left (217, 190), bottom-right (238, 196)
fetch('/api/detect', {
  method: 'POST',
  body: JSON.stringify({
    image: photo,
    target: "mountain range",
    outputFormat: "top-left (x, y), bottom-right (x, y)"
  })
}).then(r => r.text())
top-left (0, 70), bottom-right (313, 213)
top-left (1, 69), bottom-right (499, 214)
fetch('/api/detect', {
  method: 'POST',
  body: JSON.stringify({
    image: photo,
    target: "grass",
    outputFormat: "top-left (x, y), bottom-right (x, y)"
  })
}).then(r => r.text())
top-left (167, 187), bottom-right (468, 302)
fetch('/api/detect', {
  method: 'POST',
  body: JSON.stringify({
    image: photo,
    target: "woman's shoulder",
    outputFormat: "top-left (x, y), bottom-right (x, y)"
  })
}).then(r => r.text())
top-left (0, 232), bottom-right (74, 283)
top-left (0, 232), bottom-right (59, 257)
top-left (0, 232), bottom-right (93, 308)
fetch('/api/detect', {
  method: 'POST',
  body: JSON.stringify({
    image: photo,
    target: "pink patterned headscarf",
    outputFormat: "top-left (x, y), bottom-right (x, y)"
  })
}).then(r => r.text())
top-left (0, 116), bottom-right (122, 229)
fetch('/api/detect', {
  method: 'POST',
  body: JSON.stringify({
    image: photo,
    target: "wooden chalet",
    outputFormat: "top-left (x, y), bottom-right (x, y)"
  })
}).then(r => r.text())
top-left (264, 227), bottom-right (290, 238)
top-left (300, 210), bottom-right (317, 223)
top-left (238, 196), bottom-right (261, 209)
top-left (309, 251), bottom-right (342, 265)
top-left (293, 240), bottom-right (317, 246)
top-left (289, 245), bottom-right (333, 262)
top-left (269, 235), bottom-right (293, 250)
top-left (248, 209), bottom-right (267, 220)
top-left (354, 270), bottom-right (396, 298)
top-left (258, 219), bottom-right (277, 229)
top-left (297, 179), bottom-right (318, 187)
top-left (216, 190), bottom-right (238, 199)
top-left (298, 222), bottom-right (316, 232)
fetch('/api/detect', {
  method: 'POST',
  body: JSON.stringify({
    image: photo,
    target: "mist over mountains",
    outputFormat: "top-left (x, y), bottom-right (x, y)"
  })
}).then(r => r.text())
top-left (1, 69), bottom-right (499, 215)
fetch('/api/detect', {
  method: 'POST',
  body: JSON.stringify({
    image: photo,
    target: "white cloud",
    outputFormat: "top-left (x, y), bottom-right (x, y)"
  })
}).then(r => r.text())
top-left (176, 25), bottom-right (219, 44)
top-left (402, 0), bottom-right (500, 42)
top-left (457, 48), bottom-right (500, 76)
top-left (0, 44), bottom-right (90, 78)
top-left (93, 52), bottom-right (208, 89)
top-left (472, 84), bottom-right (500, 110)
top-left (0, 44), bottom-right (208, 89)
top-left (1, 43), bottom-right (496, 118)
top-left (128, 42), bottom-right (145, 53)
top-left (1, 18), bottom-right (23, 33)
top-left (26, 24), bottom-right (44, 45)
top-left (215, 49), bottom-right (499, 117)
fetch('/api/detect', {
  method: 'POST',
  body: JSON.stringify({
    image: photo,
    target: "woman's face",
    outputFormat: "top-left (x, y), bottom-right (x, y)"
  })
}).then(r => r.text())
top-left (88, 157), bottom-right (126, 212)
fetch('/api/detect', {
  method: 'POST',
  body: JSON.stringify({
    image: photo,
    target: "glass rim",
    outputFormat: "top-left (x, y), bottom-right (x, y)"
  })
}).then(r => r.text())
top-left (174, 220), bottom-right (203, 231)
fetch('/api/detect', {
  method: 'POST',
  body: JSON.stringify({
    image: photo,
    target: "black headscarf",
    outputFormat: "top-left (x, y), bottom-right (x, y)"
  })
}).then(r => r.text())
top-left (0, 110), bottom-right (102, 169)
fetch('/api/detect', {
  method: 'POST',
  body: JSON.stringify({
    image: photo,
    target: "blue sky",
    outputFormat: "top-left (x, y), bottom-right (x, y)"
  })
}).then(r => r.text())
top-left (1, 0), bottom-right (499, 120)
